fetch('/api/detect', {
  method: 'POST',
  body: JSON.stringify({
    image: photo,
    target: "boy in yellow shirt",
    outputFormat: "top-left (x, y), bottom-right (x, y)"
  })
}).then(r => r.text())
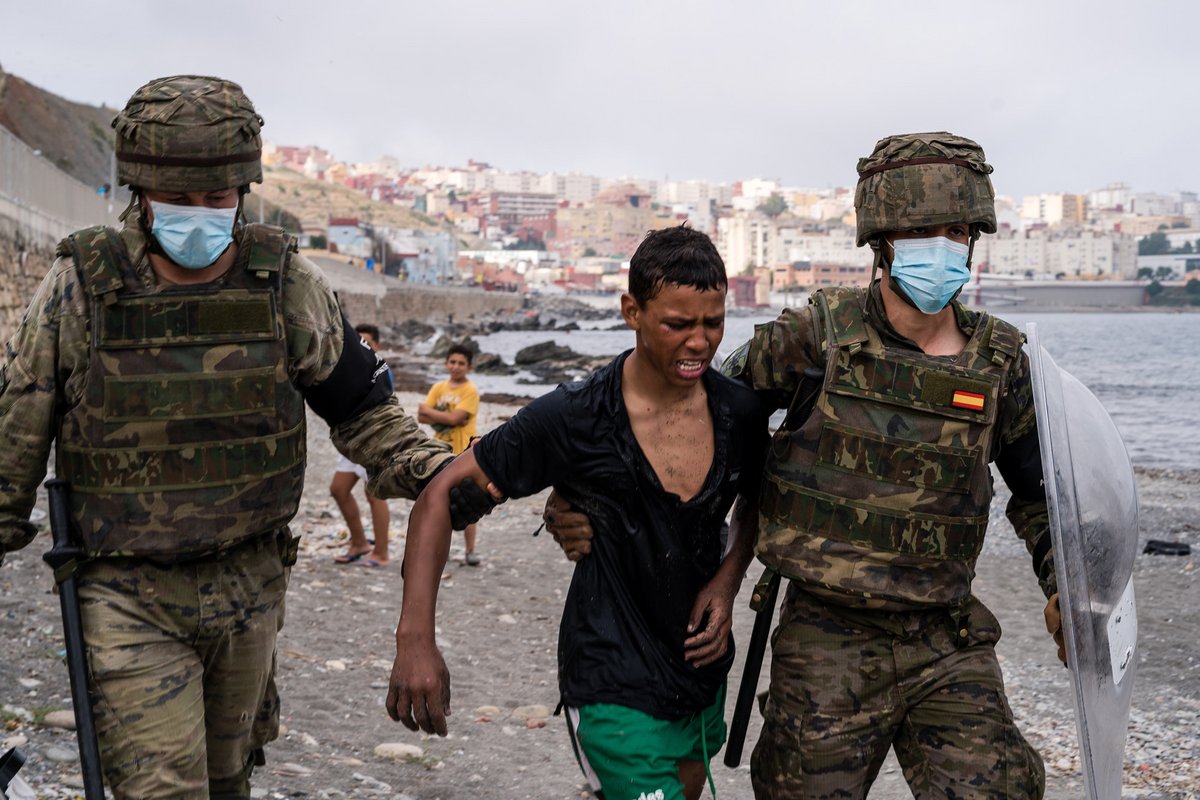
top-left (418, 345), bottom-right (482, 564)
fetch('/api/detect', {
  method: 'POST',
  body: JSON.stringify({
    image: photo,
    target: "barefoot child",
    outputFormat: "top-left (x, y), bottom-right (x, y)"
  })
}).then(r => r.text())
top-left (387, 226), bottom-right (768, 800)
top-left (331, 323), bottom-right (394, 567)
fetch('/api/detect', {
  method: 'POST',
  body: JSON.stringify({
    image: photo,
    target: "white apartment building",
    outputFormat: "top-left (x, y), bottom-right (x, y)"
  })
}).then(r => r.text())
top-left (1019, 193), bottom-right (1086, 225)
top-left (1130, 192), bottom-right (1177, 217)
top-left (738, 178), bottom-right (780, 201)
top-left (1088, 182), bottom-right (1133, 211)
top-left (975, 230), bottom-right (1136, 278)
top-left (775, 227), bottom-right (870, 269)
top-left (717, 213), bottom-right (774, 274)
top-left (655, 179), bottom-right (735, 209)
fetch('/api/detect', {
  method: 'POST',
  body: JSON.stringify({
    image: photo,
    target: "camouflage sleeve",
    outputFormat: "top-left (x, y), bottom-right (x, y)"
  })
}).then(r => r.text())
top-left (0, 258), bottom-right (90, 564)
top-left (996, 348), bottom-right (1057, 598)
top-left (720, 306), bottom-right (823, 413)
top-left (280, 252), bottom-right (346, 388)
top-left (280, 253), bottom-right (453, 499)
top-left (329, 399), bottom-right (452, 500)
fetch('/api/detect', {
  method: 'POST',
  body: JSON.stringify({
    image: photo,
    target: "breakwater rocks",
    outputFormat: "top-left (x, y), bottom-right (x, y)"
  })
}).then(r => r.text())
top-left (379, 296), bottom-right (615, 395)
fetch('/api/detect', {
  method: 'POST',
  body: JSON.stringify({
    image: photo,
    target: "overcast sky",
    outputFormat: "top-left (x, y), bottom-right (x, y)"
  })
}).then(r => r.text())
top-left (2, 0), bottom-right (1195, 199)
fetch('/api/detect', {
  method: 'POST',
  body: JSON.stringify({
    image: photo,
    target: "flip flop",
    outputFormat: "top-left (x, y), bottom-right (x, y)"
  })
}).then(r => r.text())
top-left (355, 558), bottom-right (387, 568)
top-left (334, 550), bottom-right (369, 564)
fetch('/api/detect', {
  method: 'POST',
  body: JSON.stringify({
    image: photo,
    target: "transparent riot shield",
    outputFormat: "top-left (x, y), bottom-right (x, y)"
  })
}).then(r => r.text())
top-left (1027, 323), bottom-right (1139, 800)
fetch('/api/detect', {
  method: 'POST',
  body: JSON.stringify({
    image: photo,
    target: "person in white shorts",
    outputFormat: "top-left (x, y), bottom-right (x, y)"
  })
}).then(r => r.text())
top-left (332, 324), bottom-right (393, 567)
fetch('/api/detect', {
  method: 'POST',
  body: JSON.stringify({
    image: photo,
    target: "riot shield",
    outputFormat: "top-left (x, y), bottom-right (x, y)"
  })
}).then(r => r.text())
top-left (1027, 323), bottom-right (1139, 800)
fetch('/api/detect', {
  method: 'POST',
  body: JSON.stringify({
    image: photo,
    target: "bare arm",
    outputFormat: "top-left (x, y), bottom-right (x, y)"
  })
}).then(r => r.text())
top-left (386, 449), bottom-right (491, 735)
top-left (684, 492), bottom-right (759, 667)
top-left (417, 403), bottom-right (470, 428)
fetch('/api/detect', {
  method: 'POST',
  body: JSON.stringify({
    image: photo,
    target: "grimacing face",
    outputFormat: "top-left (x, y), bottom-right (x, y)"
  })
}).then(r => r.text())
top-left (623, 283), bottom-right (726, 387)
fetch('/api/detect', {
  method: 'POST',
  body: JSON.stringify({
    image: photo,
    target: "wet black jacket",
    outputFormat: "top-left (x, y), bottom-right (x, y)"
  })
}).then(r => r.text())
top-left (474, 351), bottom-right (768, 719)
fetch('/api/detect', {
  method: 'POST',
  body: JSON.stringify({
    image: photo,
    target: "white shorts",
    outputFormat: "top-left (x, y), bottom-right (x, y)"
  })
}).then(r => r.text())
top-left (334, 455), bottom-right (368, 481)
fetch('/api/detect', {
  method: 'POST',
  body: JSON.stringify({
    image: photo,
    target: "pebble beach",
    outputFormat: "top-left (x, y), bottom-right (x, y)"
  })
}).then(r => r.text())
top-left (1, 391), bottom-right (1196, 799)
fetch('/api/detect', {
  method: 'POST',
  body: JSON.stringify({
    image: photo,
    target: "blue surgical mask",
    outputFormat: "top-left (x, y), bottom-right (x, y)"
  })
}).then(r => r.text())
top-left (148, 200), bottom-right (237, 269)
top-left (888, 236), bottom-right (972, 314)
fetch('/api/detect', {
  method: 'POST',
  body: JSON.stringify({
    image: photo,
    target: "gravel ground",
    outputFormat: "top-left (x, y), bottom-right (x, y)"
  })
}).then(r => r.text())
top-left (1, 392), bottom-right (1196, 799)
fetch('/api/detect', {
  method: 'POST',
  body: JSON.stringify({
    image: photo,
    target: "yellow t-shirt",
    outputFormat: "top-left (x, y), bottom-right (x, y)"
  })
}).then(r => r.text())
top-left (424, 379), bottom-right (480, 454)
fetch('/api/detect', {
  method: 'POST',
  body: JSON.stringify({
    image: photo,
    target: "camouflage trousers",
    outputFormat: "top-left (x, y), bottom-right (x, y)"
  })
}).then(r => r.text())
top-left (77, 532), bottom-right (293, 800)
top-left (751, 583), bottom-right (1044, 799)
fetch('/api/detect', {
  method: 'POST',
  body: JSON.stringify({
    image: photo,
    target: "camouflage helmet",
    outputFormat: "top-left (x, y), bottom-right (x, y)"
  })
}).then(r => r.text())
top-left (854, 132), bottom-right (996, 246)
top-left (112, 75), bottom-right (264, 192)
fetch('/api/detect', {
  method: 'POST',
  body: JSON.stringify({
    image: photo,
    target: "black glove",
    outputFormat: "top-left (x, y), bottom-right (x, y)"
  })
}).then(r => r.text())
top-left (448, 477), bottom-right (498, 530)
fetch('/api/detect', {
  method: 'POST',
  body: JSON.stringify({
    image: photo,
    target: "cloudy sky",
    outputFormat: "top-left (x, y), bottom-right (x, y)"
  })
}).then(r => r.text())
top-left (2, 0), bottom-right (1195, 199)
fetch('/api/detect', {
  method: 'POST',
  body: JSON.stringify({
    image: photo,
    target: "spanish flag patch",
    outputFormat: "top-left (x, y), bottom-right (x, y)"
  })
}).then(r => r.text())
top-left (951, 390), bottom-right (986, 412)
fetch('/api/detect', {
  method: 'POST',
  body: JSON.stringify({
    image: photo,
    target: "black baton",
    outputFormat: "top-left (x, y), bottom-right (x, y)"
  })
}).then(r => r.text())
top-left (724, 568), bottom-right (781, 768)
top-left (41, 480), bottom-right (105, 800)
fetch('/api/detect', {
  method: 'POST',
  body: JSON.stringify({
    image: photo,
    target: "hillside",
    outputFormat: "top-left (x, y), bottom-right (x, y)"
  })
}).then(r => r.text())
top-left (0, 67), bottom-right (119, 191)
top-left (0, 68), bottom-right (467, 241)
top-left (259, 165), bottom-right (440, 231)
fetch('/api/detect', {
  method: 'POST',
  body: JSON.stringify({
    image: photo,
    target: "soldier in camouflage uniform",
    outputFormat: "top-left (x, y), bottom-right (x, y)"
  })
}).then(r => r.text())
top-left (717, 132), bottom-right (1061, 799)
top-left (0, 76), bottom-right (489, 800)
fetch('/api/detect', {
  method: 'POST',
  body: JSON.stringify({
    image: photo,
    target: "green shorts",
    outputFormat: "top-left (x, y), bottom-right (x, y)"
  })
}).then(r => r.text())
top-left (565, 683), bottom-right (727, 800)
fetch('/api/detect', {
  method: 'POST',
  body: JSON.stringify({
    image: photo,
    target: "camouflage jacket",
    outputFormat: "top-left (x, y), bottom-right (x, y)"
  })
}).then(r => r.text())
top-left (0, 216), bottom-right (451, 564)
top-left (726, 284), bottom-right (1056, 605)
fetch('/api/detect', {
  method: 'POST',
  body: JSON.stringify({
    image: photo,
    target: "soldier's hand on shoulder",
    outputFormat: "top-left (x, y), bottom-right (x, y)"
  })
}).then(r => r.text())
top-left (543, 489), bottom-right (593, 561)
top-left (1043, 593), bottom-right (1067, 666)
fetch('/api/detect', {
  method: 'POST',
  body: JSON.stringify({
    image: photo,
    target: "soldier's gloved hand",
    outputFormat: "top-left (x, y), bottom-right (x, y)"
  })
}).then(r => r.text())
top-left (448, 478), bottom-right (503, 531)
top-left (543, 490), bottom-right (593, 561)
top-left (1043, 593), bottom-right (1067, 666)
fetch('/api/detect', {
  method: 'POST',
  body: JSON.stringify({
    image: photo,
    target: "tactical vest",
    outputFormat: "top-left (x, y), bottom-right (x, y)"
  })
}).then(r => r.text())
top-left (54, 224), bottom-right (307, 560)
top-left (757, 287), bottom-right (1022, 608)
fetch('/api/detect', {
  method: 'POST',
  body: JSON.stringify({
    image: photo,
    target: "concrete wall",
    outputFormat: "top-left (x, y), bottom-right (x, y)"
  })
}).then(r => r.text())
top-left (0, 124), bottom-right (117, 248)
top-left (0, 215), bottom-right (56, 342)
top-left (337, 284), bottom-right (526, 329)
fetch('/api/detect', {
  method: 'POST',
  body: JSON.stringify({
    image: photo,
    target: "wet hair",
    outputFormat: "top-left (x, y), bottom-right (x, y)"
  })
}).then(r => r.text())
top-left (354, 323), bottom-right (381, 343)
top-left (627, 224), bottom-right (726, 305)
top-left (447, 344), bottom-right (474, 366)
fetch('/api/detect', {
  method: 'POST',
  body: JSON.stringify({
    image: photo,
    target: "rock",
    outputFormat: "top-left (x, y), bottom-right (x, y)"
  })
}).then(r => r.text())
top-left (41, 710), bottom-right (76, 730)
top-left (1, 706), bottom-right (31, 723)
top-left (274, 762), bottom-right (313, 776)
top-left (474, 705), bottom-right (500, 715)
top-left (497, 614), bottom-right (517, 625)
top-left (374, 741), bottom-right (423, 760)
top-left (2, 734), bottom-right (27, 749)
top-left (514, 341), bottom-right (582, 365)
top-left (351, 771), bottom-right (394, 792)
top-left (391, 319), bottom-right (436, 343)
top-left (43, 745), bottom-right (78, 763)
top-left (325, 659), bottom-right (347, 671)
top-left (473, 352), bottom-right (514, 375)
top-left (428, 334), bottom-right (453, 359)
top-left (510, 704), bottom-right (552, 721)
top-left (16, 678), bottom-right (40, 689)
top-left (525, 717), bottom-right (546, 729)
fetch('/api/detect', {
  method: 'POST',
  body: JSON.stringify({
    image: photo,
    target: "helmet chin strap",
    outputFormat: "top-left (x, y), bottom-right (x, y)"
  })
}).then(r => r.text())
top-left (873, 236), bottom-right (921, 312)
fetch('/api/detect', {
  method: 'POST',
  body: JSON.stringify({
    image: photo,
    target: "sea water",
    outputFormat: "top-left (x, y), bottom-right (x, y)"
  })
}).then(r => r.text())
top-left (454, 309), bottom-right (1200, 471)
